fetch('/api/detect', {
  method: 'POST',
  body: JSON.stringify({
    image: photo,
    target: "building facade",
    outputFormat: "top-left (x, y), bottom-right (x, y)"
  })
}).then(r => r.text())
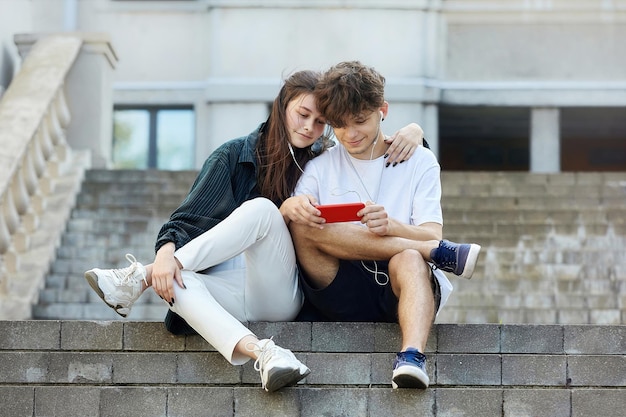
top-left (1, 0), bottom-right (625, 171)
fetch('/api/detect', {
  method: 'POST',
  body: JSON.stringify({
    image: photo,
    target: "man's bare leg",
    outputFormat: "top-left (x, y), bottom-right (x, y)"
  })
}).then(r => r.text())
top-left (387, 249), bottom-right (436, 389)
top-left (289, 222), bottom-right (438, 288)
top-left (290, 221), bottom-right (481, 284)
top-left (388, 249), bottom-right (435, 353)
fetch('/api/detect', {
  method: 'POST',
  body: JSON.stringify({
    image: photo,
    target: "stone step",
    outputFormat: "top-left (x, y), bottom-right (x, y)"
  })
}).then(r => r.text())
top-left (83, 169), bottom-right (198, 183)
top-left (4, 385), bottom-right (623, 417)
top-left (440, 171), bottom-right (626, 185)
top-left (0, 321), bottom-right (623, 416)
top-left (440, 180), bottom-right (626, 196)
top-left (440, 195), bottom-right (625, 210)
top-left (34, 239), bottom-right (626, 323)
top-left (33, 170), bottom-right (626, 324)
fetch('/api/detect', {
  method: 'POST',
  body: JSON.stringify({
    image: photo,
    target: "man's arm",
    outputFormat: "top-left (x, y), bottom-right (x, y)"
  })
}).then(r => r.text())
top-left (357, 202), bottom-right (442, 241)
top-left (357, 155), bottom-right (443, 241)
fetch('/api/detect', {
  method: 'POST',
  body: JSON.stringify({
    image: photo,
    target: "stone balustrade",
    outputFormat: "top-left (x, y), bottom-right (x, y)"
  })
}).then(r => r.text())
top-left (0, 36), bottom-right (82, 316)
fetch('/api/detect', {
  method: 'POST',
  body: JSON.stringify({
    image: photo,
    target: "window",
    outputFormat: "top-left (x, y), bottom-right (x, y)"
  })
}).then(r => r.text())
top-left (439, 106), bottom-right (530, 171)
top-left (113, 106), bottom-right (195, 170)
top-left (561, 107), bottom-right (626, 171)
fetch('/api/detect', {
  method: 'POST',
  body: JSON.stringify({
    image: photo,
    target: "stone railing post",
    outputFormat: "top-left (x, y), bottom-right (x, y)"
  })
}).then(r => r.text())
top-left (0, 35), bottom-right (90, 318)
top-left (14, 33), bottom-right (118, 168)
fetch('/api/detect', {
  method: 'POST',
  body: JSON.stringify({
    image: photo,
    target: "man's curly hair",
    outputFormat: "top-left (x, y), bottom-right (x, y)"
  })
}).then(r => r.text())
top-left (315, 61), bottom-right (386, 128)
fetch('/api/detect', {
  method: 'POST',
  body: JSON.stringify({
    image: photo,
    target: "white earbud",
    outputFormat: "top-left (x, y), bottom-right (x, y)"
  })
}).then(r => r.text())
top-left (288, 142), bottom-right (305, 174)
top-left (379, 111), bottom-right (384, 122)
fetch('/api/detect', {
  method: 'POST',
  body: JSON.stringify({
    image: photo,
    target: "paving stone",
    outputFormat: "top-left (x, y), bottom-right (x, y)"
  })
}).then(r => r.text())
top-left (0, 386), bottom-right (34, 417)
top-left (564, 325), bottom-right (626, 354)
top-left (113, 352), bottom-right (177, 384)
top-left (123, 321), bottom-right (185, 351)
top-left (167, 387), bottom-right (234, 417)
top-left (373, 322), bottom-right (402, 351)
top-left (436, 354), bottom-right (501, 386)
top-left (0, 320), bottom-right (60, 350)
top-left (369, 388), bottom-right (434, 417)
top-left (502, 355), bottom-right (567, 386)
top-left (100, 387), bottom-right (167, 417)
top-left (177, 352), bottom-right (241, 384)
top-left (305, 352), bottom-right (371, 385)
top-left (567, 355), bottom-right (626, 387)
top-left (47, 352), bottom-right (113, 384)
top-left (501, 324), bottom-right (563, 353)
top-left (61, 320), bottom-right (123, 350)
top-left (571, 388), bottom-right (625, 417)
top-left (249, 321), bottom-right (312, 352)
top-left (503, 388), bottom-right (570, 417)
top-left (184, 334), bottom-right (217, 351)
top-left (0, 352), bottom-right (49, 383)
top-left (235, 387), bottom-right (301, 417)
top-left (311, 322), bottom-right (376, 352)
top-left (298, 388), bottom-right (368, 417)
top-left (436, 388), bottom-right (502, 417)
top-left (35, 386), bottom-right (100, 417)
top-left (437, 324), bottom-right (500, 353)
top-left (371, 352), bottom-right (399, 385)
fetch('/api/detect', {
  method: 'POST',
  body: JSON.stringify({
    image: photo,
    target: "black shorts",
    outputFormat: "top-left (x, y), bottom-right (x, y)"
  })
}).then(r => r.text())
top-left (298, 259), bottom-right (441, 323)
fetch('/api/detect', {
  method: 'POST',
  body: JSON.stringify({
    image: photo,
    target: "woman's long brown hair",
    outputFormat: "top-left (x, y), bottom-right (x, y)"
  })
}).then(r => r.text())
top-left (256, 70), bottom-right (332, 205)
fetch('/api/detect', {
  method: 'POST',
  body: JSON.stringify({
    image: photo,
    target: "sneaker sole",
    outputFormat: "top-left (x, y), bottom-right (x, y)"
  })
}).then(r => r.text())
top-left (84, 271), bottom-right (128, 318)
top-left (264, 366), bottom-right (310, 392)
top-left (460, 243), bottom-right (482, 279)
top-left (392, 366), bottom-right (429, 389)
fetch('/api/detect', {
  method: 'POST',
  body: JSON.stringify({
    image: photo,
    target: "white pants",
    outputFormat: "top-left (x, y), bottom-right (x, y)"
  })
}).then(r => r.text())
top-left (169, 198), bottom-right (302, 365)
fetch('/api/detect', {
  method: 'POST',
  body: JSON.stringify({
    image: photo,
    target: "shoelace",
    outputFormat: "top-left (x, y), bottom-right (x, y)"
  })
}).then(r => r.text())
top-left (397, 349), bottom-right (426, 367)
top-left (111, 253), bottom-right (148, 286)
top-left (432, 241), bottom-right (456, 268)
top-left (246, 337), bottom-right (277, 373)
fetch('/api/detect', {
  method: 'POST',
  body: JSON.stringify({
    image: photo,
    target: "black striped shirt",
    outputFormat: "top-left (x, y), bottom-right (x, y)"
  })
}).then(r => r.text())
top-left (155, 126), bottom-right (263, 252)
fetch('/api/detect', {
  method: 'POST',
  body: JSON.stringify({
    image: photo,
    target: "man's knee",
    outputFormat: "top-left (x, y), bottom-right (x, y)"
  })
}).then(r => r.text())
top-left (388, 249), bottom-right (430, 290)
top-left (389, 249), bottom-right (428, 274)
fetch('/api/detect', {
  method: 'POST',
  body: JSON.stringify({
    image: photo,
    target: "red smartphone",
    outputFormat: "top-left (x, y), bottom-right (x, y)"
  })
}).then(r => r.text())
top-left (316, 202), bottom-right (365, 223)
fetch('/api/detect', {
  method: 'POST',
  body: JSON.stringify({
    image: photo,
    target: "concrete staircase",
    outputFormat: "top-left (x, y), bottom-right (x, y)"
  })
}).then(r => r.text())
top-left (33, 169), bottom-right (197, 321)
top-left (439, 171), bottom-right (626, 325)
top-left (6, 169), bottom-right (626, 416)
top-left (1, 320), bottom-right (624, 416)
top-left (33, 170), bottom-right (626, 325)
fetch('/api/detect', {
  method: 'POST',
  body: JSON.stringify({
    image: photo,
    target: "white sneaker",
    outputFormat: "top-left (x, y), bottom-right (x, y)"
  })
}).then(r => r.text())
top-left (251, 338), bottom-right (310, 392)
top-left (84, 253), bottom-right (147, 317)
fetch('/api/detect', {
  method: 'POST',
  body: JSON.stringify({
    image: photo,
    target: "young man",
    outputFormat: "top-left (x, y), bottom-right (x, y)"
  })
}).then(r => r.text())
top-left (288, 61), bottom-right (481, 389)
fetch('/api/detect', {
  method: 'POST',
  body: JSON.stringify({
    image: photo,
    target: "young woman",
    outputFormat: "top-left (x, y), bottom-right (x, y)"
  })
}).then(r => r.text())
top-left (84, 70), bottom-right (424, 392)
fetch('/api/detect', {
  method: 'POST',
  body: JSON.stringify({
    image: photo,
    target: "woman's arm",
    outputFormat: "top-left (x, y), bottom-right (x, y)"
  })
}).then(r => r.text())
top-left (384, 123), bottom-right (425, 167)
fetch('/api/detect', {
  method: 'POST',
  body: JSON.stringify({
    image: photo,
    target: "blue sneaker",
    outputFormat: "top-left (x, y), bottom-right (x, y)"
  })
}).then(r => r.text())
top-left (430, 240), bottom-right (481, 279)
top-left (392, 348), bottom-right (429, 389)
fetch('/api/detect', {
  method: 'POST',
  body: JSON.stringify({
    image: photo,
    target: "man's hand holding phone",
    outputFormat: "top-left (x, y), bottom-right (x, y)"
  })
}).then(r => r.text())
top-left (358, 202), bottom-right (393, 236)
top-left (316, 202), bottom-right (366, 223)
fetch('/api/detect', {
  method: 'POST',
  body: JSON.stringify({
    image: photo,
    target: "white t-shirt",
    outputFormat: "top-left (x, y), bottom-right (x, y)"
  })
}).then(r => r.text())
top-left (294, 143), bottom-right (453, 314)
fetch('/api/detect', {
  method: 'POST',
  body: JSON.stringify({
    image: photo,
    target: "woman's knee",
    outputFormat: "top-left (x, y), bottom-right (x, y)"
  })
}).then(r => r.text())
top-left (242, 197), bottom-right (284, 227)
top-left (242, 197), bottom-right (277, 215)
